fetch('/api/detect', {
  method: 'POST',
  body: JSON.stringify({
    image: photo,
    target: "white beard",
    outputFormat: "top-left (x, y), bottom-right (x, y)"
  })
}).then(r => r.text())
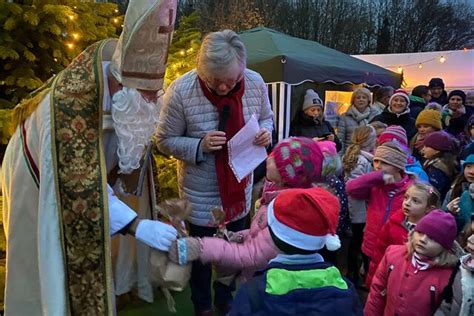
top-left (111, 87), bottom-right (160, 174)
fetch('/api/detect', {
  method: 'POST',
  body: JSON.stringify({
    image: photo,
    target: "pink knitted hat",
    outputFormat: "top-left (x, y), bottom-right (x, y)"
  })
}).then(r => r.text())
top-left (378, 125), bottom-right (408, 150)
top-left (270, 137), bottom-right (324, 188)
top-left (415, 210), bottom-right (457, 250)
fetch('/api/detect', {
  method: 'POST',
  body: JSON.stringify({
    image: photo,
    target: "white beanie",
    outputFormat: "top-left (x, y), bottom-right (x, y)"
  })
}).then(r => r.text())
top-left (302, 89), bottom-right (323, 111)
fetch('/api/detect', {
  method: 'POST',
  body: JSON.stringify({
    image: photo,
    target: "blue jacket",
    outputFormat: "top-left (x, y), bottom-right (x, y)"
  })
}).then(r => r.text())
top-left (406, 156), bottom-right (429, 182)
top-left (230, 260), bottom-right (362, 315)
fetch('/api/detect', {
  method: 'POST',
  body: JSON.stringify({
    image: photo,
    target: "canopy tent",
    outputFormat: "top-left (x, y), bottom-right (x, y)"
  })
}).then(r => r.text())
top-left (353, 50), bottom-right (474, 91)
top-left (239, 27), bottom-right (402, 140)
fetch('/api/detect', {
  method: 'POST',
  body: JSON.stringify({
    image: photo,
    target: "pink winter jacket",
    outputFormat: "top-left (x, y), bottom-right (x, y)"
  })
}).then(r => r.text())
top-left (198, 182), bottom-right (283, 281)
top-left (365, 245), bottom-right (453, 316)
top-left (346, 171), bottom-right (413, 259)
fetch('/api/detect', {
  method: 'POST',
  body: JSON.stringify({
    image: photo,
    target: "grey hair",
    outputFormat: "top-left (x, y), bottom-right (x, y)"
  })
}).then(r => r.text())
top-left (197, 30), bottom-right (247, 79)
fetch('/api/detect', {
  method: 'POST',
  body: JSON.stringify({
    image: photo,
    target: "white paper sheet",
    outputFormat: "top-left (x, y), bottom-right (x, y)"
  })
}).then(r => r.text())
top-left (228, 116), bottom-right (268, 182)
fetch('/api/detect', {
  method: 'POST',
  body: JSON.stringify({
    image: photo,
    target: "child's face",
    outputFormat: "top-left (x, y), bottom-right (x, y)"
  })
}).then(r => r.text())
top-left (304, 106), bottom-right (323, 118)
top-left (403, 187), bottom-right (430, 222)
top-left (464, 163), bottom-right (474, 183)
top-left (417, 124), bottom-right (435, 136)
top-left (266, 156), bottom-right (282, 184)
top-left (412, 231), bottom-right (444, 258)
top-left (421, 146), bottom-right (439, 160)
top-left (373, 159), bottom-right (401, 176)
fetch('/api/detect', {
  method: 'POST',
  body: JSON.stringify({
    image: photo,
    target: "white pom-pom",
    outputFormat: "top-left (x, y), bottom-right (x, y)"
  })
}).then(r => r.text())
top-left (325, 234), bottom-right (341, 251)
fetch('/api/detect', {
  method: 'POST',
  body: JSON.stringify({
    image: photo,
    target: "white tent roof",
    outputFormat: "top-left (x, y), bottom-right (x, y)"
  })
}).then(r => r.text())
top-left (353, 49), bottom-right (474, 91)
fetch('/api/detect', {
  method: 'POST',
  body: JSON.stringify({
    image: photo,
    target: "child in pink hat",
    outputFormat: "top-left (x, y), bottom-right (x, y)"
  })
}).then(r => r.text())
top-left (168, 137), bottom-right (327, 286)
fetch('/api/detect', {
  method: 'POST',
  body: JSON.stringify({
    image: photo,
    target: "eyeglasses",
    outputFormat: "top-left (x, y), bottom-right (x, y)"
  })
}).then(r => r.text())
top-left (204, 73), bottom-right (243, 90)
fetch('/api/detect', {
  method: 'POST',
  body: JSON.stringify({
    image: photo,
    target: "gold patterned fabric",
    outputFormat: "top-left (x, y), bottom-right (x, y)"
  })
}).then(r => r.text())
top-left (50, 40), bottom-right (113, 315)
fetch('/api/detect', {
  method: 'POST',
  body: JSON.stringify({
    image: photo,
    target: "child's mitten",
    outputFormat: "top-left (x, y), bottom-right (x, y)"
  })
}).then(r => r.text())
top-left (168, 237), bottom-right (202, 265)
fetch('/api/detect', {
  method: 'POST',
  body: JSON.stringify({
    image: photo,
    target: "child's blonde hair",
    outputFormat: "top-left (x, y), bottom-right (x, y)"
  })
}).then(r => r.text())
top-left (406, 231), bottom-right (459, 267)
top-left (343, 126), bottom-right (375, 174)
top-left (406, 182), bottom-right (441, 210)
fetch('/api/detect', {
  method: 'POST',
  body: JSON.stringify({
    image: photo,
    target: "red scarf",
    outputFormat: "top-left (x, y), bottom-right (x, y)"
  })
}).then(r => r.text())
top-left (198, 77), bottom-right (249, 223)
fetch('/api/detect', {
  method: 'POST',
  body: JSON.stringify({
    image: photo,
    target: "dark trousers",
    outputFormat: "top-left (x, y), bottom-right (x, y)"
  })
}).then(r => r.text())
top-left (347, 223), bottom-right (369, 284)
top-left (189, 215), bottom-right (248, 312)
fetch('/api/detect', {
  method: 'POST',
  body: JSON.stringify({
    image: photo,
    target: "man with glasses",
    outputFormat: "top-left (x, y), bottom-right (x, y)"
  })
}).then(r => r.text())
top-left (156, 29), bottom-right (274, 316)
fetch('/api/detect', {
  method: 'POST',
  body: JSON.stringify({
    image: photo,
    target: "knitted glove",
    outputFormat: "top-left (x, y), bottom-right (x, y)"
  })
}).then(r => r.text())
top-left (168, 237), bottom-right (202, 265)
top-left (226, 231), bottom-right (244, 243)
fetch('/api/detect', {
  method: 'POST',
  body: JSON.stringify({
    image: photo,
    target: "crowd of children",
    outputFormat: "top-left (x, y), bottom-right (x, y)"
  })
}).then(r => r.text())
top-left (167, 78), bottom-right (474, 315)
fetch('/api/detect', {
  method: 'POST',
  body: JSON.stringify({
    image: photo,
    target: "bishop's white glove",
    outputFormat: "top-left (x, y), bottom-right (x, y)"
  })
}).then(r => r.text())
top-left (135, 219), bottom-right (178, 251)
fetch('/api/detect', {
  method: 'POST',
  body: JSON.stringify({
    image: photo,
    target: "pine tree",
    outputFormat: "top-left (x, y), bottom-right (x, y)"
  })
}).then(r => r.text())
top-left (0, 0), bottom-right (123, 105)
top-left (153, 12), bottom-right (202, 200)
top-left (164, 10), bottom-right (202, 85)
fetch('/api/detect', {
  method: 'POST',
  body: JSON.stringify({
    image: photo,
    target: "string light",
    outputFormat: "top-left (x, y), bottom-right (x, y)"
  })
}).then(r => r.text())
top-left (382, 50), bottom-right (462, 71)
top-left (114, 9), bottom-right (119, 13)
top-left (68, 15), bottom-right (75, 21)
top-left (180, 50), bottom-right (185, 56)
top-left (113, 18), bottom-right (119, 24)
top-left (72, 33), bottom-right (79, 40)
top-left (66, 42), bottom-right (74, 49)
top-left (464, 47), bottom-right (468, 52)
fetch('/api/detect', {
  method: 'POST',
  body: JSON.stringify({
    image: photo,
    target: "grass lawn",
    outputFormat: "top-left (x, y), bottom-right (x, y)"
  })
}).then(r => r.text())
top-left (118, 287), bottom-right (195, 316)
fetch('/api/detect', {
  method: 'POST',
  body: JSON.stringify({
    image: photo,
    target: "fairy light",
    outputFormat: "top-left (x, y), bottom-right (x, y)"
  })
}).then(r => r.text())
top-left (113, 18), bottom-right (119, 24)
top-left (114, 9), bottom-right (119, 13)
top-left (68, 15), bottom-right (75, 21)
top-left (439, 55), bottom-right (446, 63)
top-left (418, 63), bottom-right (423, 69)
top-left (180, 50), bottom-right (185, 56)
top-left (397, 66), bottom-right (403, 73)
top-left (72, 33), bottom-right (79, 40)
top-left (464, 47), bottom-right (468, 52)
top-left (66, 42), bottom-right (74, 49)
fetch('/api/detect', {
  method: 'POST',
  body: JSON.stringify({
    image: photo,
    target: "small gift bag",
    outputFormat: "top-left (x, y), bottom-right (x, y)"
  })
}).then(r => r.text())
top-left (149, 198), bottom-right (192, 312)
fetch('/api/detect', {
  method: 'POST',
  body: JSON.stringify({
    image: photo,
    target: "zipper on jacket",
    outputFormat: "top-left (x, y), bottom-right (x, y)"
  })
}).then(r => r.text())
top-left (381, 264), bottom-right (395, 297)
top-left (382, 191), bottom-right (396, 224)
top-left (430, 285), bottom-right (436, 314)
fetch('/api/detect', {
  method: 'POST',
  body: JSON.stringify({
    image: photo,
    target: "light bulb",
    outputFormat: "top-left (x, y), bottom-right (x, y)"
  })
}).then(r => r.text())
top-left (418, 63), bottom-right (423, 69)
top-left (66, 43), bottom-right (74, 49)
top-left (439, 56), bottom-right (446, 63)
top-left (397, 66), bottom-right (403, 73)
top-left (72, 33), bottom-right (79, 40)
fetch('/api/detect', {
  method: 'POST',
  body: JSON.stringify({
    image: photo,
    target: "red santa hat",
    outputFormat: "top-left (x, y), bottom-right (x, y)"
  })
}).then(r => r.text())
top-left (267, 187), bottom-right (341, 252)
